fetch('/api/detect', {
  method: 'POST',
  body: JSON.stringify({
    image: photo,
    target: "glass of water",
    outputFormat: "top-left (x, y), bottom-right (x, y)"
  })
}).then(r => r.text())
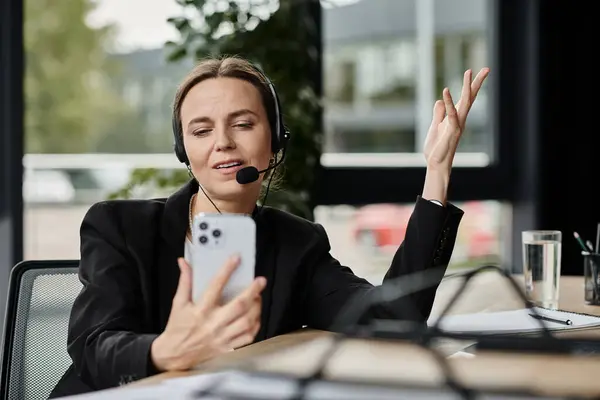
top-left (522, 230), bottom-right (562, 310)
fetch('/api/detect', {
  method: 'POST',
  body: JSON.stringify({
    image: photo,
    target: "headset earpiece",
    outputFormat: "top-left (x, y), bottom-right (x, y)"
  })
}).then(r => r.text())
top-left (273, 127), bottom-right (290, 155)
top-left (263, 74), bottom-right (289, 155)
top-left (172, 114), bottom-right (189, 165)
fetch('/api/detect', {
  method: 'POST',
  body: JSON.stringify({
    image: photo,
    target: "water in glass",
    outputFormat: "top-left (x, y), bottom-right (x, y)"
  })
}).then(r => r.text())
top-left (523, 237), bottom-right (561, 309)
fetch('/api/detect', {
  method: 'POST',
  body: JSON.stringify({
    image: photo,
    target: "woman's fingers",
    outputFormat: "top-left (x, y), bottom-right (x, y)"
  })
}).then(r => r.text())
top-left (450, 67), bottom-right (490, 118)
top-left (229, 330), bottom-right (257, 350)
top-left (226, 301), bottom-right (262, 349)
top-left (442, 88), bottom-right (460, 134)
top-left (470, 67), bottom-right (490, 100)
top-left (220, 296), bottom-right (262, 344)
top-left (457, 69), bottom-right (472, 126)
top-left (211, 277), bottom-right (266, 328)
top-left (427, 100), bottom-right (445, 138)
top-left (432, 99), bottom-right (445, 125)
top-left (172, 258), bottom-right (193, 308)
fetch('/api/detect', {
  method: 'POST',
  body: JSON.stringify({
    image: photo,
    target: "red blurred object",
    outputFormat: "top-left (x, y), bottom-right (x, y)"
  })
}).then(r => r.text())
top-left (352, 202), bottom-right (496, 259)
top-left (468, 231), bottom-right (495, 258)
top-left (352, 204), bottom-right (412, 253)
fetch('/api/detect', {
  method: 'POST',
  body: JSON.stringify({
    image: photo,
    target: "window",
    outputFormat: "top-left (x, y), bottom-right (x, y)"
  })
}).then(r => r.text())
top-left (322, 0), bottom-right (493, 166)
top-left (319, 0), bottom-right (514, 272)
top-left (23, 0), bottom-right (186, 259)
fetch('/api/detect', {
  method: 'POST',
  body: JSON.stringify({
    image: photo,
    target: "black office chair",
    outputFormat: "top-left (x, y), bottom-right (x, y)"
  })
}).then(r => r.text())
top-left (0, 260), bottom-right (81, 400)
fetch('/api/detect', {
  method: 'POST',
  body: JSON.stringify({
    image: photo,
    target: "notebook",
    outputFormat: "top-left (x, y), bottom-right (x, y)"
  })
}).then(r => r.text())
top-left (428, 307), bottom-right (600, 335)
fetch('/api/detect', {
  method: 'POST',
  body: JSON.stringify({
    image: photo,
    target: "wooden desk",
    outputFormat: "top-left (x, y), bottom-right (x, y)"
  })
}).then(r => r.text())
top-left (134, 274), bottom-right (600, 397)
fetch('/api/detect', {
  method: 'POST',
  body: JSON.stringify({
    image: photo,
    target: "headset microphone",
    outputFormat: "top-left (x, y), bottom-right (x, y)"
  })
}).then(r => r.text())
top-left (236, 166), bottom-right (260, 185)
top-left (236, 151), bottom-right (286, 185)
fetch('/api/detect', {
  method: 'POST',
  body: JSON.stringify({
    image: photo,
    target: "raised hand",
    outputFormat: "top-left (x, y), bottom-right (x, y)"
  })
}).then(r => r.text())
top-left (420, 68), bottom-right (490, 204)
top-left (423, 68), bottom-right (490, 173)
top-left (150, 255), bottom-right (266, 371)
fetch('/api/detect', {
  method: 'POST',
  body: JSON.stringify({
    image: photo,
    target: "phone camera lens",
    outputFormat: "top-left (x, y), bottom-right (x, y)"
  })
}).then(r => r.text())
top-left (212, 229), bottom-right (221, 238)
top-left (199, 222), bottom-right (208, 230)
top-left (199, 235), bottom-right (208, 244)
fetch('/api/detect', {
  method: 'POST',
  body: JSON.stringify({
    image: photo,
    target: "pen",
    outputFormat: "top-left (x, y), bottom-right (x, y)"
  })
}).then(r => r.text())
top-left (529, 313), bottom-right (572, 326)
top-left (596, 222), bottom-right (600, 253)
top-left (574, 232), bottom-right (590, 253)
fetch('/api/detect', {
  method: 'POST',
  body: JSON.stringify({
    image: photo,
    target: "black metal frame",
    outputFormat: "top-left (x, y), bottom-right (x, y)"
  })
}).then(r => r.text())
top-left (0, 0), bottom-right (24, 335)
top-left (0, 0), bottom-right (24, 261)
top-left (0, 260), bottom-right (79, 400)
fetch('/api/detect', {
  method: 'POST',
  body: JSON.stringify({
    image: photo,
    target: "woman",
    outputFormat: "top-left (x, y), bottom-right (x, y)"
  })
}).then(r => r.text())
top-left (50, 56), bottom-right (489, 396)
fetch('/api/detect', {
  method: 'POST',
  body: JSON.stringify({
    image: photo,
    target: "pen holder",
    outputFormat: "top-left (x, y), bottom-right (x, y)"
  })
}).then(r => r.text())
top-left (582, 252), bottom-right (600, 305)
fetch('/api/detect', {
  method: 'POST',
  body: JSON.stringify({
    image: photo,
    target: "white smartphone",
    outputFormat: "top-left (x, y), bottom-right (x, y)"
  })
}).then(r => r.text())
top-left (189, 212), bottom-right (256, 304)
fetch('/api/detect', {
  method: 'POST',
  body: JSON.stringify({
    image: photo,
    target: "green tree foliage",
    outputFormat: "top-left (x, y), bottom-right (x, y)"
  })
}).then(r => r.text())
top-left (24, 0), bottom-right (141, 153)
top-left (111, 0), bottom-right (322, 220)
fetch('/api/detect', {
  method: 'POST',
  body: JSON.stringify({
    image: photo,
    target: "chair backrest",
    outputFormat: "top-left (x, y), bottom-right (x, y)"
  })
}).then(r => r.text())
top-left (0, 260), bottom-right (81, 400)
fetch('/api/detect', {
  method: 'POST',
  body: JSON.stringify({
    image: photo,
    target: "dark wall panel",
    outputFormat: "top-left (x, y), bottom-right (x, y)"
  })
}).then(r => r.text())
top-left (0, 0), bottom-right (24, 332)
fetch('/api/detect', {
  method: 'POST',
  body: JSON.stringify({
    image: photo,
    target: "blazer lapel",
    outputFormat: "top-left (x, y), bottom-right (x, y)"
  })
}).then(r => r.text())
top-left (155, 179), bottom-right (197, 328)
top-left (253, 208), bottom-right (276, 341)
top-left (256, 207), bottom-right (311, 339)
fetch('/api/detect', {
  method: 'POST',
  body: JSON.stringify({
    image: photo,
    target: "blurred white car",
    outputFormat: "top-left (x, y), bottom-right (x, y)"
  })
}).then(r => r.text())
top-left (23, 169), bottom-right (76, 204)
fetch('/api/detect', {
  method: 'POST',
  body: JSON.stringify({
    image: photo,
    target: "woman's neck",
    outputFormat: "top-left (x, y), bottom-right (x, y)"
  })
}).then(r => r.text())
top-left (192, 191), bottom-right (256, 216)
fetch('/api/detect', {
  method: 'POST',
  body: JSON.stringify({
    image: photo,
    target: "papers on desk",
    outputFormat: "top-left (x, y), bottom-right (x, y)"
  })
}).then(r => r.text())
top-left (59, 369), bottom-right (534, 400)
top-left (60, 370), bottom-right (311, 400)
top-left (59, 371), bottom-right (233, 399)
top-left (429, 307), bottom-right (600, 335)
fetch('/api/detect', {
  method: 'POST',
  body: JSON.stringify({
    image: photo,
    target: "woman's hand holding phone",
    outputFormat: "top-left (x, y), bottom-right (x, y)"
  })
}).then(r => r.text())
top-left (150, 255), bottom-right (266, 372)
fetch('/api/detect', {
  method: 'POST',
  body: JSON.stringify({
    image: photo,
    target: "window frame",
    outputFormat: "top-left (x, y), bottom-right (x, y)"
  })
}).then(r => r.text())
top-left (0, 0), bottom-right (25, 340)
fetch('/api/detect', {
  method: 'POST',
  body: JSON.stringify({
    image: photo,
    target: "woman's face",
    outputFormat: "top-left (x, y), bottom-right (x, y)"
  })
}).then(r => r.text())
top-left (180, 77), bottom-right (272, 201)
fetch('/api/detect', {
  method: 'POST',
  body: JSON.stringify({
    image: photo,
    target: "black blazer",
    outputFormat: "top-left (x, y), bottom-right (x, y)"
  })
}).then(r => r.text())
top-left (49, 180), bottom-right (463, 397)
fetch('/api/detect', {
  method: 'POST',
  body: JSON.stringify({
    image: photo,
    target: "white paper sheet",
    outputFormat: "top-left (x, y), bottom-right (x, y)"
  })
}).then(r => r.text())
top-left (59, 371), bottom-right (235, 399)
top-left (428, 307), bottom-right (600, 334)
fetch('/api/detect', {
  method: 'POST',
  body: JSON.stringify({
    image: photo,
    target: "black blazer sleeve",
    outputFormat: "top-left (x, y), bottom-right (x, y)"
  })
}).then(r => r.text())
top-left (66, 202), bottom-right (158, 390)
top-left (304, 196), bottom-right (463, 329)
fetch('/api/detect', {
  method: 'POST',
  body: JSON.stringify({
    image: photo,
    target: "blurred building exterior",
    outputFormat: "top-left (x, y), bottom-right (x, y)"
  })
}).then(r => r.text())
top-left (104, 0), bottom-right (489, 156)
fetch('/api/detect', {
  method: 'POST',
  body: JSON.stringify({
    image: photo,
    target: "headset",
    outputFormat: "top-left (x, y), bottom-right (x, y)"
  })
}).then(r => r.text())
top-left (171, 63), bottom-right (290, 167)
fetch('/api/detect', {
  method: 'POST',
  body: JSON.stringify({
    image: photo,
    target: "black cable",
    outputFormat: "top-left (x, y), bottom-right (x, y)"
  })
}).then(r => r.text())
top-left (258, 148), bottom-right (283, 215)
top-left (187, 165), bottom-right (223, 214)
top-left (331, 265), bottom-right (449, 333)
